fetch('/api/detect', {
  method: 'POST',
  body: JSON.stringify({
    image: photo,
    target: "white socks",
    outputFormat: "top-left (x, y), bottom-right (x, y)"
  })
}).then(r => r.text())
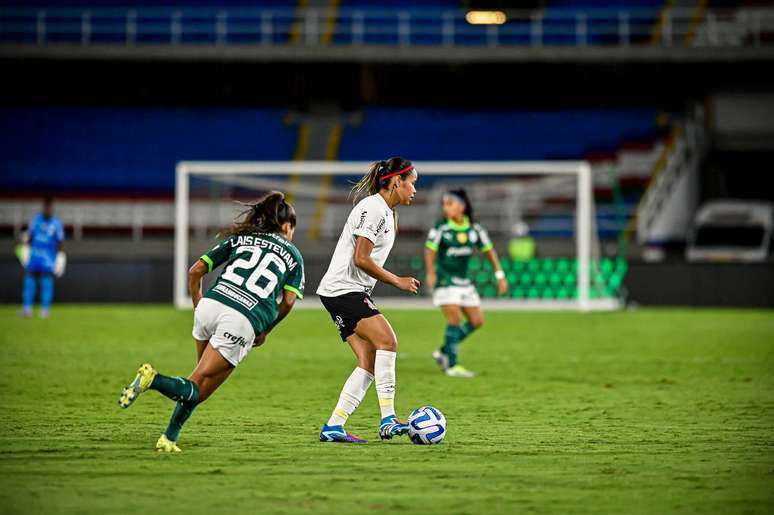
top-left (327, 367), bottom-right (374, 427)
top-left (375, 349), bottom-right (397, 419)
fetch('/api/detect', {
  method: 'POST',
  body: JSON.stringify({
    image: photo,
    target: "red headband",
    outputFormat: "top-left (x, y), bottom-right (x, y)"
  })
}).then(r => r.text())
top-left (380, 164), bottom-right (415, 181)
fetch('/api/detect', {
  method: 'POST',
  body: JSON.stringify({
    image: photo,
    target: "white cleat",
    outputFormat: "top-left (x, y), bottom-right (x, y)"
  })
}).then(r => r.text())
top-left (431, 349), bottom-right (449, 372)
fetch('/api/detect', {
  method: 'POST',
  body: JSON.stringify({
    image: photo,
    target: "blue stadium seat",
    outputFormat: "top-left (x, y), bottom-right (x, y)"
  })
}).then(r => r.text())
top-left (339, 108), bottom-right (659, 162)
top-left (0, 107), bottom-right (295, 193)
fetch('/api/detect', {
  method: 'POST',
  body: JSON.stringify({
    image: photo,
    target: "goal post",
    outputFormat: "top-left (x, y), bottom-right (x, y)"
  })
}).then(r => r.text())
top-left (174, 160), bottom-right (611, 311)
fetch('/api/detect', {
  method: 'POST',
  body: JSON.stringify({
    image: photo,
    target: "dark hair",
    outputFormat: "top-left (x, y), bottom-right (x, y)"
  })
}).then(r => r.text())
top-left (349, 156), bottom-right (415, 202)
top-left (225, 191), bottom-right (296, 237)
top-left (446, 189), bottom-right (474, 223)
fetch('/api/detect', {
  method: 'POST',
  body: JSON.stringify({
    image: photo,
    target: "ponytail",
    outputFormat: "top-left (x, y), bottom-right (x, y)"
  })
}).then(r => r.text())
top-left (349, 157), bottom-right (415, 203)
top-left (349, 160), bottom-right (384, 202)
top-left (225, 190), bottom-right (296, 237)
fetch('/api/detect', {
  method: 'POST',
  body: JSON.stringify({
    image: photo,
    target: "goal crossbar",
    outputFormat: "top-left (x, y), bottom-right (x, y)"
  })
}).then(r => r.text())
top-left (174, 160), bottom-right (599, 311)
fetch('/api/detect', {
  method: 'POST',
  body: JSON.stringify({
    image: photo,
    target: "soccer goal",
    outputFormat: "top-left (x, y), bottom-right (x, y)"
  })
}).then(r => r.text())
top-left (174, 161), bottom-right (621, 311)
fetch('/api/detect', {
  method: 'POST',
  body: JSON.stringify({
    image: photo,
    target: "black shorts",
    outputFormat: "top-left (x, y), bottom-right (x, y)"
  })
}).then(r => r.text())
top-left (319, 292), bottom-right (381, 342)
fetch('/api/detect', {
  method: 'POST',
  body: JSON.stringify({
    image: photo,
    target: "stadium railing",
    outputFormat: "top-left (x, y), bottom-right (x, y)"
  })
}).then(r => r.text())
top-left (1, 6), bottom-right (772, 48)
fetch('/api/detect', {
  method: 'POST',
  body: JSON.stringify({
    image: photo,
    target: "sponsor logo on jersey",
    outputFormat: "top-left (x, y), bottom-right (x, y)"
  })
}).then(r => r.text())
top-left (446, 246), bottom-right (474, 257)
top-left (223, 331), bottom-right (250, 348)
top-left (376, 218), bottom-right (386, 234)
top-left (357, 211), bottom-right (367, 229)
top-left (213, 283), bottom-right (258, 309)
top-left (456, 232), bottom-right (468, 244)
top-left (469, 231), bottom-right (478, 243)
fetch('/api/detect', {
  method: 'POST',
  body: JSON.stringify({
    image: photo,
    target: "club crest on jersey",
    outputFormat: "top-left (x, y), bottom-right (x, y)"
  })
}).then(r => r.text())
top-left (456, 232), bottom-right (468, 244)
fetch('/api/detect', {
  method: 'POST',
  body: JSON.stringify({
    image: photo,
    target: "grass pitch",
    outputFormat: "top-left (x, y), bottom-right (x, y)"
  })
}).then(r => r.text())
top-left (0, 305), bottom-right (772, 514)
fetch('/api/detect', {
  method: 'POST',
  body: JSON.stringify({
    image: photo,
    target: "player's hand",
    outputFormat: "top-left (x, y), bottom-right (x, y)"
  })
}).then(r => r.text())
top-left (253, 333), bottom-right (267, 348)
top-left (497, 277), bottom-right (509, 296)
top-left (395, 276), bottom-right (420, 294)
top-left (425, 271), bottom-right (436, 292)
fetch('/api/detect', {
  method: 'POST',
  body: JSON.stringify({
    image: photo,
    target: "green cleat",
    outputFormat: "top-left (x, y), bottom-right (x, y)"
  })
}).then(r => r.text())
top-left (445, 364), bottom-right (475, 378)
top-left (119, 363), bottom-right (157, 409)
top-left (156, 434), bottom-right (181, 453)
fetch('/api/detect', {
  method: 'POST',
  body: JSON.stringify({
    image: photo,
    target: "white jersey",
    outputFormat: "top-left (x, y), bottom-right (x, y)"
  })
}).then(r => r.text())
top-left (316, 193), bottom-right (396, 297)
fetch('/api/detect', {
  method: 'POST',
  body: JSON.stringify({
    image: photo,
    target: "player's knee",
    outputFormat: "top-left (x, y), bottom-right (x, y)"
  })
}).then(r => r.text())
top-left (471, 318), bottom-right (484, 329)
top-left (374, 334), bottom-right (397, 352)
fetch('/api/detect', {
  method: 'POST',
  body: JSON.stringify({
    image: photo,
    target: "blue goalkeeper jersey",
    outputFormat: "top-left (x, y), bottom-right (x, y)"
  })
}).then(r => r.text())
top-left (28, 213), bottom-right (64, 270)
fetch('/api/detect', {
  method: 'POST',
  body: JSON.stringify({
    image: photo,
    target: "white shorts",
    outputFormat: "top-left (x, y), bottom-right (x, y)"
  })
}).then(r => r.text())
top-left (432, 285), bottom-right (482, 307)
top-left (192, 298), bottom-right (256, 367)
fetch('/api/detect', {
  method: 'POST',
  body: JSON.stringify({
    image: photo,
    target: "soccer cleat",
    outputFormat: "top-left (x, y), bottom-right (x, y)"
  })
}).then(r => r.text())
top-left (379, 415), bottom-right (409, 440)
top-left (445, 364), bottom-right (475, 378)
top-left (431, 349), bottom-right (449, 372)
top-left (319, 424), bottom-right (368, 444)
top-left (39, 309), bottom-right (49, 319)
top-left (156, 434), bottom-right (182, 453)
top-left (119, 363), bottom-right (157, 409)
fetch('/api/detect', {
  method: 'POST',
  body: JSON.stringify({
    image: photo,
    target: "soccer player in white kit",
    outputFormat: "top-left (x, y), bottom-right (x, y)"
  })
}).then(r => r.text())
top-left (317, 157), bottom-right (420, 443)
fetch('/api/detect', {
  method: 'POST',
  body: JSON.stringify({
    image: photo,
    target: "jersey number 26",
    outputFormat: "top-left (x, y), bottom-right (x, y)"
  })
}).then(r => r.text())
top-left (222, 246), bottom-right (286, 299)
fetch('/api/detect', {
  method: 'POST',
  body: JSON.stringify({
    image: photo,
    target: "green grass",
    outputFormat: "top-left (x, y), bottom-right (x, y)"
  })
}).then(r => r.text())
top-left (1, 305), bottom-right (773, 515)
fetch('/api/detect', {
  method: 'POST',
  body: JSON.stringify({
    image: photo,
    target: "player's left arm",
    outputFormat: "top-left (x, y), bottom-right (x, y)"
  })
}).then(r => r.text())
top-left (477, 224), bottom-right (508, 296)
top-left (254, 290), bottom-right (297, 347)
top-left (255, 257), bottom-right (305, 346)
top-left (53, 219), bottom-right (67, 277)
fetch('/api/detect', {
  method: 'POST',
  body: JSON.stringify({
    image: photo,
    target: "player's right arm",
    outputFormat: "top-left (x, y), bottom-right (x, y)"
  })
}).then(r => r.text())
top-left (424, 225), bottom-right (441, 291)
top-left (189, 238), bottom-right (233, 308)
top-left (188, 260), bottom-right (207, 308)
top-left (353, 236), bottom-right (419, 294)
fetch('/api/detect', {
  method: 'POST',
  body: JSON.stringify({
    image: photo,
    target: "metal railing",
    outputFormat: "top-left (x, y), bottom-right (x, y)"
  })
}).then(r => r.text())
top-left (1, 7), bottom-right (772, 48)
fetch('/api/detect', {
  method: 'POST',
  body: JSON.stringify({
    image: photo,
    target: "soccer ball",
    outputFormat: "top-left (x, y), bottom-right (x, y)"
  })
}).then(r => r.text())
top-left (407, 406), bottom-right (446, 445)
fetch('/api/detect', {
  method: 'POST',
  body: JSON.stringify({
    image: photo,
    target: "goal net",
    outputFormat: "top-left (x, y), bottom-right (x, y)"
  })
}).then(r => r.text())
top-left (175, 161), bottom-right (621, 311)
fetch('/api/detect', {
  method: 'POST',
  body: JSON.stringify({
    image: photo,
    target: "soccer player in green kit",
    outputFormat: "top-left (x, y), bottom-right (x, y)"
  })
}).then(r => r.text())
top-left (118, 192), bottom-right (304, 451)
top-left (424, 189), bottom-right (508, 378)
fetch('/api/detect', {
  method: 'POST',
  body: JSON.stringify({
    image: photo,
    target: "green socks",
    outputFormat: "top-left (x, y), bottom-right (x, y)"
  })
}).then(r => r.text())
top-left (164, 401), bottom-right (197, 442)
top-left (442, 322), bottom-right (477, 367)
top-left (459, 321), bottom-right (475, 339)
top-left (150, 374), bottom-right (201, 442)
top-left (151, 374), bottom-right (200, 403)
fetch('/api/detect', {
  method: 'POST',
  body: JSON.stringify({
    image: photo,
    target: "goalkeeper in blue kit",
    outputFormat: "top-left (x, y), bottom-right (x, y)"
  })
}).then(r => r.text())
top-left (19, 197), bottom-right (66, 318)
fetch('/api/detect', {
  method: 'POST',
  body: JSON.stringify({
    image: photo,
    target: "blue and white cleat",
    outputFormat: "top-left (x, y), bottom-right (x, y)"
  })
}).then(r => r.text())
top-left (432, 349), bottom-right (449, 372)
top-left (379, 415), bottom-right (409, 440)
top-left (319, 424), bottom-right (368, 444)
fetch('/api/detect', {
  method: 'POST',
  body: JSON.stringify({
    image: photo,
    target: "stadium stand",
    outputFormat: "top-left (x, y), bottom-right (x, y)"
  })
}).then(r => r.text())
top-left (3, 0), bottom-right (768, 48)
top-left (0, 106), bottom-right (296, 193)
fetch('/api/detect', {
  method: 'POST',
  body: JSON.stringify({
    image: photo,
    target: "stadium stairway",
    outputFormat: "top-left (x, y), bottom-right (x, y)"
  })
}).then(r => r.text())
top-left (284, 105), bottom-right (344, 240)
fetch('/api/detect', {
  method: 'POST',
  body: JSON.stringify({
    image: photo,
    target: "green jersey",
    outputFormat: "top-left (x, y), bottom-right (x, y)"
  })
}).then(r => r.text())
top-left (425, 216), bottom-right (493, 288)
top-left (200, 232), bottom-right (305, 334)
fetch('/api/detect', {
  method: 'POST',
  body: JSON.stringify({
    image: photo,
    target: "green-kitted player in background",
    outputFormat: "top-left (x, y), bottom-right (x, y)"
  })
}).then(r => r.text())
top-left (424, 189), bottom-right (508, 378)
